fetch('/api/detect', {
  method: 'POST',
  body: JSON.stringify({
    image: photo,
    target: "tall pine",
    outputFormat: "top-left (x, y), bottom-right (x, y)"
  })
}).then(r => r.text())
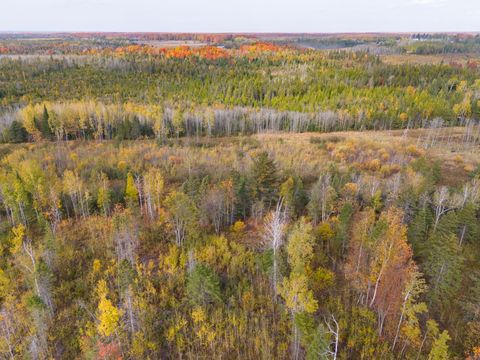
top-left (252, 151), bottom-right (279, 208)
top-left (425, 212), bottom-right (464, 316)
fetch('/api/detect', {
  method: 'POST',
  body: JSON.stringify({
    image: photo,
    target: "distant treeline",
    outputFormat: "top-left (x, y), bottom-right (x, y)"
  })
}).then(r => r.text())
top-left (1, 101), bottom-right (479, 144)
top-left (0, 50), bottom-right (478, 134)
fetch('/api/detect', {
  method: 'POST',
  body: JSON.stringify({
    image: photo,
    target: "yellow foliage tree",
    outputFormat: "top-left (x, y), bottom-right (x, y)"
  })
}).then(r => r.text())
top-left (96, 280), bottom-right (122, 338)
top-left (10, 224), bottom-right (25, 254)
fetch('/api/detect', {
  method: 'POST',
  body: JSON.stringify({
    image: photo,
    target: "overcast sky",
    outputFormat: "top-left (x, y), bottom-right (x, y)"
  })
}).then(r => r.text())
top-left (1, 0), bottom-right (479, 33)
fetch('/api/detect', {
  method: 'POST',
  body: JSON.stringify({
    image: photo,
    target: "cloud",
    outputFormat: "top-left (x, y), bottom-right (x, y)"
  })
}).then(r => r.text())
top-left (408, 0), bottom-right (448, 6)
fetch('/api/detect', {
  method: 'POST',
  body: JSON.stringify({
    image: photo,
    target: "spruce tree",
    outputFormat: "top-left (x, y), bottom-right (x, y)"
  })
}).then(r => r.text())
top-left (408, 206), bottom-right (434, 261)
top-left (252, 151), bottom-right (278, 208)
top-left (186, 264), bottom-right (222, 305)
top-left (40, 105), bottom-right (53, 140)
top-left (5, 120), bottom-right (29, 143)
top-left (425, 212), bottom-right (464, 314)
top-left (233, 172), bottom-right (251, 220)
top-left (456, 203), bottom-right (478, 247)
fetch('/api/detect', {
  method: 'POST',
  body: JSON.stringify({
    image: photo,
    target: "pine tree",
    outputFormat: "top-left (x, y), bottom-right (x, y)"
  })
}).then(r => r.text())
top-left (281, 176), bottom-right (307, 218)
top-left (186, 264), bottom-right (222, 305)
top-left (40, 105), bottom-right (53, 140)
top-left (233, 172), bottom-right (251, 220)
top-left (425, 212), bottom-right (463, 313)
top-left (252, 151), bottom-right (278, 208)
top-left (333, 203), bottom-right (353, 260)
top-left (456, 203), bottom-right (478, 247)
top-left (4, 120), bottom-right (28, 143)
top-left (407, 206), bottom-right (433, 260)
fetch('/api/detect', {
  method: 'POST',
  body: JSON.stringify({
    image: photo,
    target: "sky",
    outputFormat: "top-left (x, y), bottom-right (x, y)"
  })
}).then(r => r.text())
top-left (1, 0), bottom-right (479, 33)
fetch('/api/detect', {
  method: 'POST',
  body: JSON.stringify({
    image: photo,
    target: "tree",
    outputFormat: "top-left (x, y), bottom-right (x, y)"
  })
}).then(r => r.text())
top-left (63, 169), bottom-right (87, 218)
top-left (428, 331), bottom-right (450, 360)
top-left (142, 167), bottom-right (164, 219)
top-left (281, 217), bottom-right (318, 360)
top-left (165, 191), bottom-right (197, 246)
top-left (286, 217), bottom-right (315, 275)
top-left (280, 176), bottom-right (307, 218)
top-left (280, 273), bottom-right (318, 360)
top-left (308, 174), bottom-right (336, 225)
top-left (432, 186), bottom-right (461, 230)
top-left (424, 212), bottom-right (463, 314)
top-left (39, 105), bottom-right (53, 140)
top-left (125, 172), bottom-right (139, 208)
top-left (345, 207), bottom-right (415, 337)
top-left (201, 186), bottom-right (227, 234)
top-left (96, 280), bottom-right (122, 338)
top-left (407, 205), bottom-right (433, 260)
top-left (172, 107), bottom-right (185, 138)
top-left (333, 202), bottom-right (354, 260)
top-left (186, 264), bottom-right (222, 305)
top-left (263, 201), bottom-right (287, 296)
top-left (456, 202), bottom-right (478, 247)
top-left (19, 103), bottom-right (41, 140)
top-left (252, 151), bottom-right (279, 208)
top-left (3, 120), bottom-right (28, 143)
top-left (392, 267), bottom-right (427, 356)
top-left (233, 172), bottom-right (251, 220)
top-left (97, 172), bottom-right (112, 216)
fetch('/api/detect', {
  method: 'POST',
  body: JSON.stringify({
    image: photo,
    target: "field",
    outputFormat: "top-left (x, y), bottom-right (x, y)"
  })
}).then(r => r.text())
top-left (382, 53), bottom-right (480, 65)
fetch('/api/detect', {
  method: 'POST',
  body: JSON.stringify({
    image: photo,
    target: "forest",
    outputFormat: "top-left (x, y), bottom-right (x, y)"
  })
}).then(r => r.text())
top-left (0, 32), bottom-right (480, 359)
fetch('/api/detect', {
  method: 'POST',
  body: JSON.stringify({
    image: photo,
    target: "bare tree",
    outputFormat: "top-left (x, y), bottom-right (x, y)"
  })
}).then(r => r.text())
top-left (263, 199), bottom-right (287, 297)
top-left (113, 213), bottom-right (139, 339)
top-left (432, 186), bottom-right (462, 230)
top-left (308, 174), bottom-right (336, 225)
top-left (201, 187), bottom-right (226, 234)
top-left (323, 315), bottom-right (340, 360)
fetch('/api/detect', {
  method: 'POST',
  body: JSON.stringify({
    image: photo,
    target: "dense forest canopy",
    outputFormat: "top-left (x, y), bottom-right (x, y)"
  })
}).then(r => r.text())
top-left (0, 33), bottom-right (479, 143)
top-left (0, 32), bottom-right (480, 359)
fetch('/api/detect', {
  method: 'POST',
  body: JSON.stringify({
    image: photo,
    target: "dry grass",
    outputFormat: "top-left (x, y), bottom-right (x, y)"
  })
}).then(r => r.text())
top-left (381, 53), bottom-right (480, 65)
top-left (254, 127), bottom-right (480, 186)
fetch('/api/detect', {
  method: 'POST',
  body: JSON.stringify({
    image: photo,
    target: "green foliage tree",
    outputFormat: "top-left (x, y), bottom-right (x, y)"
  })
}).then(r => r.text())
top-left (425, 212), bottom-right (464, 315)
top-left (186, 264), bottom-right (222, 305)
top-left (125, 172), bottom-right (139, 208)
top-left (165, 191), bottom-right (198, 246)
top-left (428, 330), bottom-right (451, 360)
top-left (39, 105), bottom-right (54, 140)
top-left (252, 151), bottom-right (278, 208)
top-left (3, 120), bottom-right (29, 143)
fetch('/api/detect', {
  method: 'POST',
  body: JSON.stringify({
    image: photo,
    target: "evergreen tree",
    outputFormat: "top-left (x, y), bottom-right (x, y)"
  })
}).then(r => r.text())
top-left (4, 120), bottom-right (29, 143)
top-left (233, 172), bottom-right (251, 220)
top-left (456, 203), bottom-right (479, 247)
top-left (40, 105), bottom-right (53, 140)
top-left (333, 202), bottom-right (354, 260)
top-left (186, 264), bottom-right (222, 305)
top-left (425, 212), bottom-right (464, 314)
top-left (252, 151), bottom-right (279, 208)
top-left (408, 206), bottom-right (434, 260)
top-left (281, 176), bottom-right (307, 218)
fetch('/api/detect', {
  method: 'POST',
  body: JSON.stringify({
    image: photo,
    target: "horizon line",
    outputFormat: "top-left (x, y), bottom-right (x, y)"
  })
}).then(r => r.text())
top-left (1, 30), bottom-right (479, 35)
